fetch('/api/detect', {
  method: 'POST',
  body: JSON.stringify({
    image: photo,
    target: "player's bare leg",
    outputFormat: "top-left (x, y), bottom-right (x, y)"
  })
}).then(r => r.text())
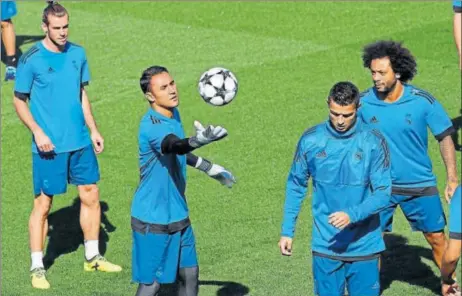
top-left (1, 19), bottom-right (17, 81)
top-left (424, 231), bottom-right (447, 269)
top-left (79, 184), bottom-right (121, 272)
top-left (30, 193), bottom-right (52, 253)
top-left (79, 184), bottom-right (101, 243)
top-left (42, 217), bottom-right (48, 250)
top-left (1, 20), bottom-right (15, 56)
top-left (441, 239), bottom-right (462, 295)
top-left (29, 192), bottom-right (52, 289)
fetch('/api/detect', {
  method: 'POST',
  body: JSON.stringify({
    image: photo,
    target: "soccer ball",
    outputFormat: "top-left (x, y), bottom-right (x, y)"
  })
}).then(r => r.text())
top-left (198, 67), bottom-right (238, 106)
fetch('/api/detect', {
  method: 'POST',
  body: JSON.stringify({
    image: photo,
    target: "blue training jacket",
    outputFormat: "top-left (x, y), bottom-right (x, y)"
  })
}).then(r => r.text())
top-left (281, 119), bottom-right (392, 258)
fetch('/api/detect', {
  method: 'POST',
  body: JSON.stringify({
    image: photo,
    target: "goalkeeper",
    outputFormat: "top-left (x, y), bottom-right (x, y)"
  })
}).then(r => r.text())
top-left (131, 66), bottom-right (236, 296)
top-left (279, 82), bottom-right (392, 296)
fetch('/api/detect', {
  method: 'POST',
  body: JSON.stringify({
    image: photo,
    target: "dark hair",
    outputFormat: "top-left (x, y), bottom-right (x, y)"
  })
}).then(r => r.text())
top-left (362, 40), bottom-right (417, 82)
top-left (42, 1), bottom-right (68, 25)
top-left (327, 81), bottom-right (360, 107)
top-left (139, 66), bottom-right (169, 94)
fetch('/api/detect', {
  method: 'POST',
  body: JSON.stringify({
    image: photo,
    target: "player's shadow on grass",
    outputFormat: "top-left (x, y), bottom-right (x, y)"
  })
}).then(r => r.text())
top-left (43, 197), bottom-right (116, 269)
top-left (0, 34), bottom-right (43, 65)
top-left (380, 233), bottom-right (441, 295)
top-left (158, 280), bottom-right (250, 296)
top-left (451, 115), bottom-right (462, 151)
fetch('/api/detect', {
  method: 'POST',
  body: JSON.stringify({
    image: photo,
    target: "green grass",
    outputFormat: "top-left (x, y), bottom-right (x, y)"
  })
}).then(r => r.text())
top-left (1, 2), bottom-right (461, 295)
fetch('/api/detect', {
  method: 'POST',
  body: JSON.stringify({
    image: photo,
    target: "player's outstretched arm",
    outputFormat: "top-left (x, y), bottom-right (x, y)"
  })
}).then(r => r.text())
top-left (159, 121), bottom-right (228, 155)
top-left (160, 134), bottom-right (206, 156)
top-left (343, 131), bottom-right (392, 224)
top-left (186, 153), bottom-right (236, 188)
top-left (280, 138), bottom-right (310, 240)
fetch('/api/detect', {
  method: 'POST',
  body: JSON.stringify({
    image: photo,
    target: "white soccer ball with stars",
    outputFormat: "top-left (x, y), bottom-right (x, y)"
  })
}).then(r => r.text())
top-left (198, 67), bottom-right (238, 106)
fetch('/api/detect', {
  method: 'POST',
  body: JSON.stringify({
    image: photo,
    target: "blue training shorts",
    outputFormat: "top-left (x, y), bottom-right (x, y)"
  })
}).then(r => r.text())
top-left (132, 225), bottom-right (198, 284)
top-left (313, 255), bottom-right (380, 296)
top-left (1, 1), bottom-right (17, 21)
top-left (32, 145), bottom-right (100, 196)
top-left (380, 194), bottom-right (446, 233)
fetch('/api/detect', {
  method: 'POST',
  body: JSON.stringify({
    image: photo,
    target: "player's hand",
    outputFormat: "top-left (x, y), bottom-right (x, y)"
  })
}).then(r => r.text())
top-left (33, 129), bottom-right (55, 153)
top-left (206, 164), bottom-right (236, 188)
top-left (278, 236), bottom-right (293, 256)
top-left (189, 121), bottom-right (227, 148)
top-left (442, 282), bottom-right (460, 296)
top-left (91, 130), bottom-right (104, 154)
top-left (328, 212), bottom-right (351, 230)
top-left (445, 178), bottom-right (459, 203)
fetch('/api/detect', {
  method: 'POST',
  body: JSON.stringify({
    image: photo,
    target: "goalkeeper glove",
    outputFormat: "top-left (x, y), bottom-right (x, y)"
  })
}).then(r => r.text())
top-left (195, 158), bottom-right (236, 188)
top-left (189, 121), bottom-right (227, 148)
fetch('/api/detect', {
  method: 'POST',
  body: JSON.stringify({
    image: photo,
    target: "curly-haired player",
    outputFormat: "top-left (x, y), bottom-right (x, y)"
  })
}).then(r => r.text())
top-left (359, 40), bottom-right (458, 275)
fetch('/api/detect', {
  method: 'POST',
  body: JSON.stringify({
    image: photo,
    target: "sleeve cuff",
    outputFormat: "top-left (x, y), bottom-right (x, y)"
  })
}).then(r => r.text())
top-left (14, 91), bottom-right (30, 101)
top-left (280, 229), bottom-right (294, 238)
top-left (186, 153), bottom-right (199, 167)
top-left (196, 157), bottom-right (212, 172)
top-left (81, 81), bottom-right (89, 87)
top-left (345, 209), bottom-right (358, 224)
top-left (434, 126), bottom-right (456, 141)
top-left (454, 6), bottom-right (462, 13)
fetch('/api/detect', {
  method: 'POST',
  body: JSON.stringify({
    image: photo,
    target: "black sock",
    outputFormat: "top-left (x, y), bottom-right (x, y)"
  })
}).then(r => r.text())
top-left (135, 282), bottom-right (160, 296)
top-left (5, 55), bottom-right (16, 67)
top-left (178, 267), bottom-right (199, 296)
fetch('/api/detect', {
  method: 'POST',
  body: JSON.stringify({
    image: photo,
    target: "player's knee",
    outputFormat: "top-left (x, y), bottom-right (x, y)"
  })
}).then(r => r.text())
top-left (424, 231), bottom-right (446, 247)
top-left (1, 20), bottom-right (12, 29)
top-left (33, 194), bottom-right (52, 216)
top-left (445, 240), bottom-right (462, 262)
top-left (79, 184), bottom-right (99, 195)
top-left (79, 184), bottom-right (99, 207)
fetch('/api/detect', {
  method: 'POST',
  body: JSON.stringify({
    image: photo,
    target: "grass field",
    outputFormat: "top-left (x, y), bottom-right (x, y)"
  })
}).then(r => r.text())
top-left (1, 2), bottom-right (461, 296)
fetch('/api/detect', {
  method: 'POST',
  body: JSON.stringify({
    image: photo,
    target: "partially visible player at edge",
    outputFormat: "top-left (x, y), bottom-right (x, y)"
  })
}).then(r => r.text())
top-left (13, 2), bottom-right (121, 290)
top-left (441, 185), bottom-right (462, 296)
top-left (131, 66), bottom-right (236, 296)
top-left (279, 82), bottom-right (392, 296)
top-left (446, 7), bottom-right (462, 293)
top-left (1, 0), bottom-right (18, 81)
top-left (453, 1), bottom-right (462, 69)
top-left (359, 40), bottom-right (459, 274)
